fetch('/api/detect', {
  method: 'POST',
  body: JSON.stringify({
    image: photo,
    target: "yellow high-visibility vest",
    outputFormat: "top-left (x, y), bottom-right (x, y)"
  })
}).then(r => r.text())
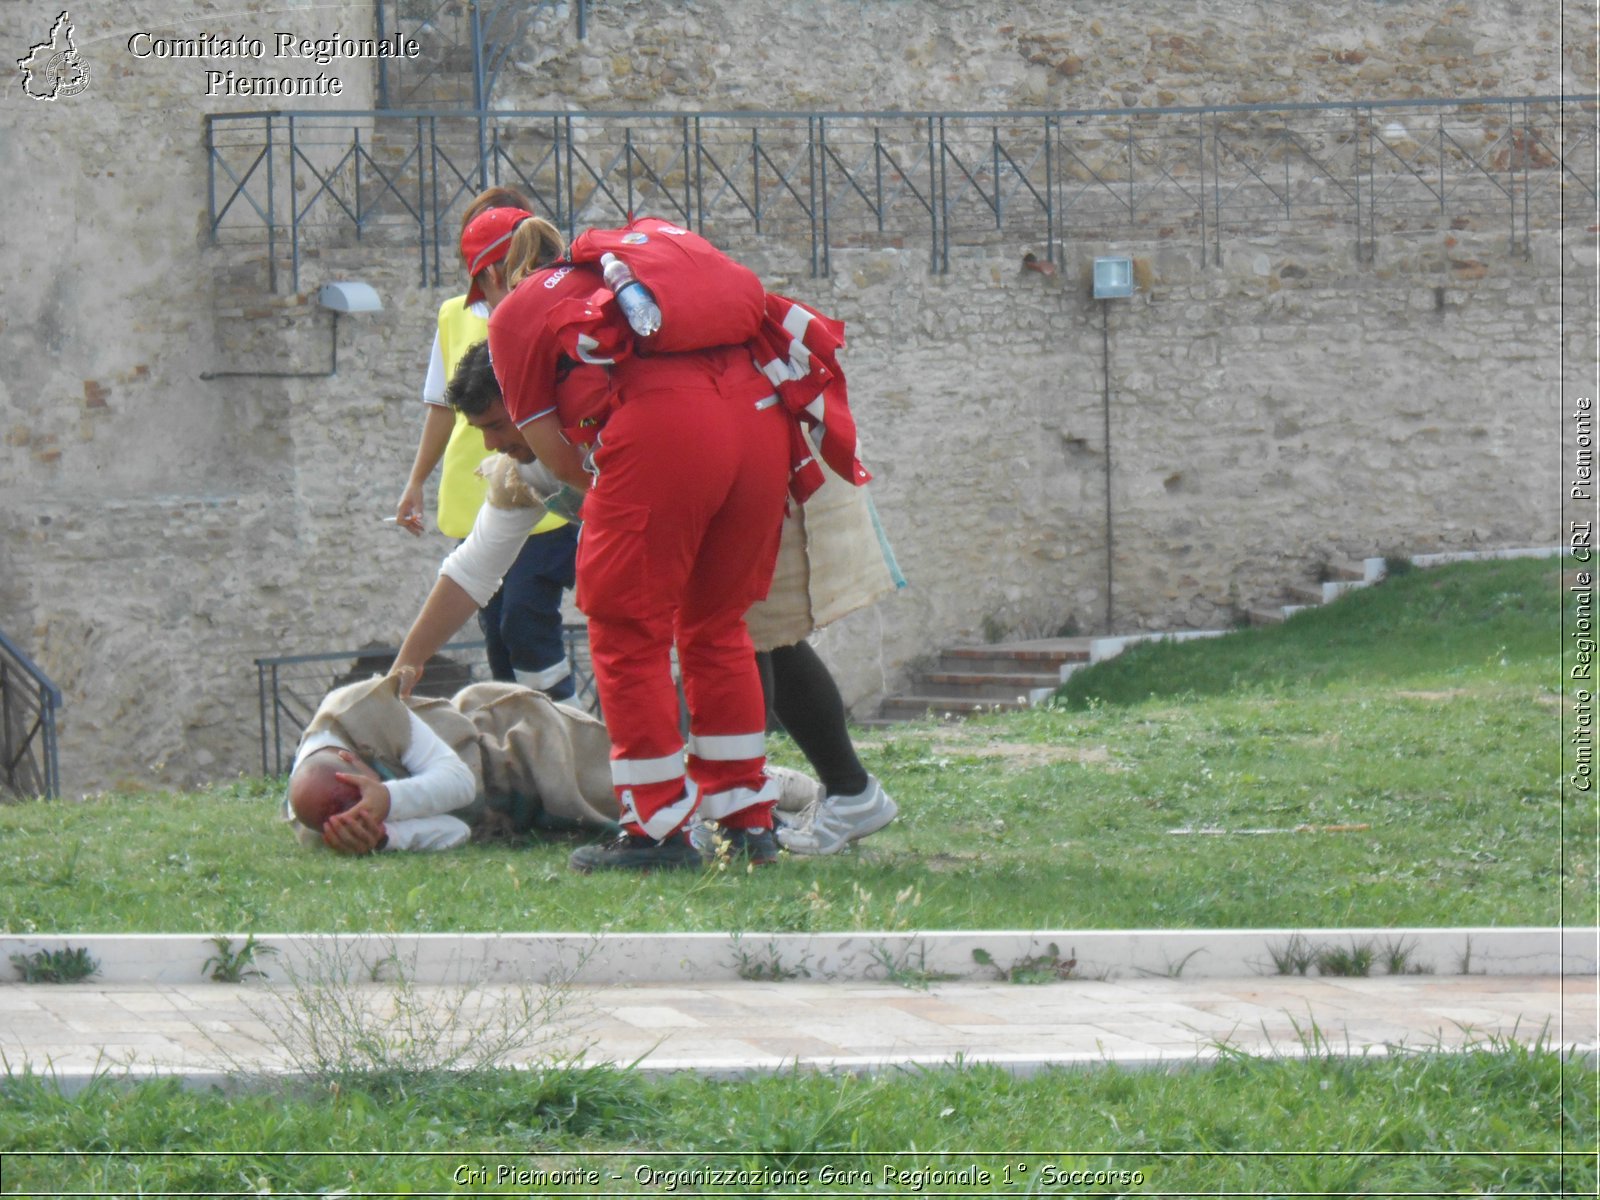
top-left (434, 296), bottom-right (567, 538)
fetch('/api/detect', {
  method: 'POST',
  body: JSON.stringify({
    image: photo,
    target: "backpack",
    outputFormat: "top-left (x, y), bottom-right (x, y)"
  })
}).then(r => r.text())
top-left (567, 217), bottom-right (766, 353)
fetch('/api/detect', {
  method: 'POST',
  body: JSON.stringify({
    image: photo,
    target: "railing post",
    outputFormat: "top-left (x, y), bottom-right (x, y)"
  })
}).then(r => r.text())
top-left (685, 115), bottom-right (696, 232)
top-left (270, 662), bottom-right (283, 777)
top-left (288, 115), bottom-right (300, 292)
top-left (1194, 116), bottom-right (1206, 267)
top-left (205, 117), bottom-right (216, 243)
top-left (471, 1), bottom-right (489, 190)
top-left (1, 658), bottom-right (11, 793)
top-left (563, 113), bottom-right (576, 241)
top-left (992, 124), bottom-right (1002, 228)
top-left (1519, 99), bottom-right (1531, 259)
top-left (353, 124), bottom-right (364, 240)
top-left (816, 116), bottom-right (830, 276)
top-left (429, 115), bottom-right (441, 287)
top-left (265, 114), bottom-right (278, 292)
top-left (873, 125), bottom-right (886, 234)
top-left (752, 125), bottom-right (763, 235)
top-left (257, 660), bottom-right (270, 778)
top-left (624, 126), bottom-right (636, 217)
top-left (927, 116), bottom-right (940, 274)
top-left (418, 115), bottom-right (429, 287)
top-left (934, 112), bottom-right (940, 272)
top-left (43, 685), bottom-right (58, 800)
top-left (375, 0), bottom-right (391, 109)
top-left (1044, 115), bottom-right (1057, 265)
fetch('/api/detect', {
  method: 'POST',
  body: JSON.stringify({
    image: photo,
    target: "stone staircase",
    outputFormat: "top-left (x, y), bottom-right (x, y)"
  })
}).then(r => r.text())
top-left (871, 546), bottom-right (1563, 724)
top-left (872, 638), bottom-right (1092, 722)
top-left (1243, 559), bottom-right (1379, 627)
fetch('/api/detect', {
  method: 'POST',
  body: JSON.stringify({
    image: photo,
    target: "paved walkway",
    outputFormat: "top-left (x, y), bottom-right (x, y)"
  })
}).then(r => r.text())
top-left (2, 973), bottom-right (1591, 1089)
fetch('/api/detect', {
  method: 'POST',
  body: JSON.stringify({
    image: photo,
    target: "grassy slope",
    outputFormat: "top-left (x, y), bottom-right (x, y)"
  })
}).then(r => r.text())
top-left (1055, 555), bottom-right (1560, 708)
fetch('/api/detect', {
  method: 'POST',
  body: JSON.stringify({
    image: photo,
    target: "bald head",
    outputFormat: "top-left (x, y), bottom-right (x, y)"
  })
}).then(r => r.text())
top-left (288, 748), bottom-right (377, 830)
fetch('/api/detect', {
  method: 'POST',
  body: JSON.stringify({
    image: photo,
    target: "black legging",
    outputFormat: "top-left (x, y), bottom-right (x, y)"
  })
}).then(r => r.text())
top-left (756, 640), bottom-right (870, 799)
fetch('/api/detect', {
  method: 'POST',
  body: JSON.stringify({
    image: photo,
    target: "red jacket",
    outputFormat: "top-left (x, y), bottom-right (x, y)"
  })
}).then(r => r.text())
top-left (488, 264), bottom-right (870, 502)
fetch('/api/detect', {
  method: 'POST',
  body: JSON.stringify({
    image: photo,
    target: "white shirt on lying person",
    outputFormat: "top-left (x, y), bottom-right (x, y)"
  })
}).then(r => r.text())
top-left (287, 710), bottom-right (477, 852)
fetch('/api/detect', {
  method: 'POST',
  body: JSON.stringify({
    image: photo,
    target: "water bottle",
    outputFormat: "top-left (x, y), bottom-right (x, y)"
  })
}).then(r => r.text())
top-left (600, 252), bottom-right (662, 338)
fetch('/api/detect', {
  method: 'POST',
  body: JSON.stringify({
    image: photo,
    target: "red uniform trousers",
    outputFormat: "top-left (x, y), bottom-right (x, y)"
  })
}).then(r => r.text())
top-left (575, 347), bottom-right (790, 840)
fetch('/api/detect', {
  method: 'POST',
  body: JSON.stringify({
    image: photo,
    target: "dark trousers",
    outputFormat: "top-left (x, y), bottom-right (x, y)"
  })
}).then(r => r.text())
top-left (480, 523), bottom-right (580, 700)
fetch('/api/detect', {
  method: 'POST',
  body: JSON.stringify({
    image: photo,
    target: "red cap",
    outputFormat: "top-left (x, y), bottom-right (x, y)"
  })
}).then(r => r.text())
top-left (460, 207), bottom-right (529, 305)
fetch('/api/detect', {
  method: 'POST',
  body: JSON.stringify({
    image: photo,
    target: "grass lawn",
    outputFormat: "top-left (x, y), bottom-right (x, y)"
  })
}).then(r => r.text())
top-left (2, 1039), bottom-right (1592, 1194)
top-left (0, 556), bottom-right (1587, 935)
top-left (1, 556), bottom-right (1593, 1195)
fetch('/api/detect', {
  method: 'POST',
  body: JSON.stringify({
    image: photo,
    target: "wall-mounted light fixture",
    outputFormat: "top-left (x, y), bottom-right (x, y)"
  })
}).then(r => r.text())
top-left (1092, 256), bottom-right (1135, 300)
top-left (200, 281), bottom-right (384, 380)
top-left (316, 281), bottom-right (383, 314)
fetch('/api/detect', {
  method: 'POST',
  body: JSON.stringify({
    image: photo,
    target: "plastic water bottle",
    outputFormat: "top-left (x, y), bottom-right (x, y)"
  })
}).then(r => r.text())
top-left (600, 253), bottom-right (662, 337)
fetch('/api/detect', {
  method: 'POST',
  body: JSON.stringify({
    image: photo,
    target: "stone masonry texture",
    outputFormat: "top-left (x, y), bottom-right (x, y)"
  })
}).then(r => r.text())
top-left (0, 0), bottom-right (1593, 795)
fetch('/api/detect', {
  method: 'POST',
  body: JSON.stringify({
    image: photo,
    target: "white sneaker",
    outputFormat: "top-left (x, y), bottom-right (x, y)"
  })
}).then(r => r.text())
top-left (687, 816), bottom-right (716, 855)
top-left (776, 776), bottom-right (897, 856)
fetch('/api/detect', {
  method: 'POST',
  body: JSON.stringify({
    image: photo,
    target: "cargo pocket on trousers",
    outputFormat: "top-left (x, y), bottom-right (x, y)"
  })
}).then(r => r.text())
top-left (574, 490), bottom-right (654, 620)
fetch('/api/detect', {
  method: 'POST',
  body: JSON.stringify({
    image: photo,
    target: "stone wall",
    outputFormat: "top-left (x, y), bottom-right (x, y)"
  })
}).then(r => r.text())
top-left (0, 0), bottom-right (1592, 795)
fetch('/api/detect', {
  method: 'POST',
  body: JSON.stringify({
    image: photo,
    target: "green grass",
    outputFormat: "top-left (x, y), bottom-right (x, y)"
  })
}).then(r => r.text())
top-left (1056, 554), bottom-right (1562, 708)
top-left (2, 1037), bottom-right (1592, 1194)
top-left (2, 557), bottom-right (1593, 1195)
top-left (0, 556), bottom-right (1588, 934)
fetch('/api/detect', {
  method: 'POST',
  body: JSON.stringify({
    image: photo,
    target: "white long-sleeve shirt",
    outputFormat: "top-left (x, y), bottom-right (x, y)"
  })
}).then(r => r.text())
top-left (288, 710), bottom-right (477, 852)
top-left (438, 496), bottom-right (544, 607)
top-left (420, 301), bottom-right (491, 406)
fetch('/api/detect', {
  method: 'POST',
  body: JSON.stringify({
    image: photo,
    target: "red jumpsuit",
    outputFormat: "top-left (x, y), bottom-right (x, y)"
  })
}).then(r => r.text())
top-left (488, 265), bottom-right (790, 839)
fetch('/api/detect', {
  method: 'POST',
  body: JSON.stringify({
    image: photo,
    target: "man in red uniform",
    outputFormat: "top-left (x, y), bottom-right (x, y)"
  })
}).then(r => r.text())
top-left (475, 264), bottom-right (791, 871)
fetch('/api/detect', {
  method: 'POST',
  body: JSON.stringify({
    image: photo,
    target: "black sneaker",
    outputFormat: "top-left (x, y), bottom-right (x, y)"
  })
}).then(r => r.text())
top-left (568, 830), bottom-right (702, 874)
top-left (715, 825), bottom-right (780, 866)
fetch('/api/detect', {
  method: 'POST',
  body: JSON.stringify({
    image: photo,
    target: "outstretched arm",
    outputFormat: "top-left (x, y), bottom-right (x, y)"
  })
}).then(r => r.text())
top-left (391, 497), bottom-right (542, 695)
top-left (392, 575), bottom-right (480, 697)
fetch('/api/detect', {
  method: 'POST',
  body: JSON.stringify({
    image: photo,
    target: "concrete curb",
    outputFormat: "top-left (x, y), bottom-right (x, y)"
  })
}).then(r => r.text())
top-left (4, 926), bottom-right (1594, 987)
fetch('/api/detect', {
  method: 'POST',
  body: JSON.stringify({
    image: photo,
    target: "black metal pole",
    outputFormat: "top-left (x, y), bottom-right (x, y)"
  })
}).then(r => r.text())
top-left (1102, 299), bottom-right (1114, 633)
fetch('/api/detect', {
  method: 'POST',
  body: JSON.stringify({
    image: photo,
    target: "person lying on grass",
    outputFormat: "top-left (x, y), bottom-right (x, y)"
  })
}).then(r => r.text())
top-left (284, 672), bottom-right (823, 856)
top-left (284, 672), bottom-right (614, 854)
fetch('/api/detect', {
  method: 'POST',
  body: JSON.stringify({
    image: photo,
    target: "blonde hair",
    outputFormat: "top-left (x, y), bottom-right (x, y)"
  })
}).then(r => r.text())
top-left (503, 217), bottom-right (567, 287)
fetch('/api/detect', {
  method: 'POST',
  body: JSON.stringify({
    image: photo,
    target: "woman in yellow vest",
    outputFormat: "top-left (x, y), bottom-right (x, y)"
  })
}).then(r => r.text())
top-left (394, 189), bottom-right (580, 699)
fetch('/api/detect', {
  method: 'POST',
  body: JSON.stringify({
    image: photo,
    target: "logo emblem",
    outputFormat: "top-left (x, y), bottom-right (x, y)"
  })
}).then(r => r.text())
top-left (621, 232), bottom-right (650, 245)
top-left (18, 10), bottom-right (90, 100)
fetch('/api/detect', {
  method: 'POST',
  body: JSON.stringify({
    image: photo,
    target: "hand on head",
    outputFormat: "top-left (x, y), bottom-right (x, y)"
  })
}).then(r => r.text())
top-left (321, 802), bottom-right (387, 855)
top-left (289, 749), bottom-right (392, 855)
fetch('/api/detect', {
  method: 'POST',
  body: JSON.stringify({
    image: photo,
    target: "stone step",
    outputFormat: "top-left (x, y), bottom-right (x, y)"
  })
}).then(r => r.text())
top-left (938, 640), bottom-right (1090, 675)
top-left (921, 670), bottom-right (1065, 702)
top-left (876, 694), bottom-right (1031, 721)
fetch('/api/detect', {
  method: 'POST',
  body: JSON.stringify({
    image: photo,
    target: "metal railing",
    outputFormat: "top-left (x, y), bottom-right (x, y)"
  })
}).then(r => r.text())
top-left (375, 0), bottom-right (589, 110)
top-left (0, 628), bottom-right (62, 800)
top-left (254, 625), bottom-right (599, 777)
top-left (206, 95), bottom-right (1596, 290)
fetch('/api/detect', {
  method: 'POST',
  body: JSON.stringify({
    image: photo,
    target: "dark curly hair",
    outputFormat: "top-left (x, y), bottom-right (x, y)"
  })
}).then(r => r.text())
top-left (443, 340), bottom-right (501, 417)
